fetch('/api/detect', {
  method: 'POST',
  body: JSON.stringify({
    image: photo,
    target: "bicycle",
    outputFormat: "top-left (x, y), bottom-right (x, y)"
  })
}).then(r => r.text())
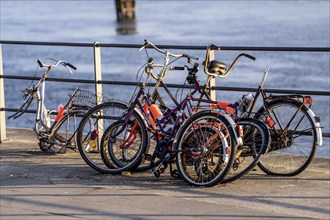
top-left (201, 44), bottom-right (323, 176)
top-left (8, 58), bottom-right (97, 153)
top-left (204, 46), bottom-right (322, 176)
top-left (243, 68), bottom-right (323, 176)
top-left (172, 44), bottom-right (270, 184)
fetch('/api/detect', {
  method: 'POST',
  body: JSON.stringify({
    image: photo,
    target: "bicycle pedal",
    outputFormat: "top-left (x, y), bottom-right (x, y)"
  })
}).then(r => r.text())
top-left (170, 169), bottom-right (181, 178)
top-left (87, 150), bottom-right (100, 154)
top-left (233, 160), bottom-right (239, 171)
top-left (144, 154), bottom-right (152, 161)
top-left (154, 170), bottom-right (161, 178)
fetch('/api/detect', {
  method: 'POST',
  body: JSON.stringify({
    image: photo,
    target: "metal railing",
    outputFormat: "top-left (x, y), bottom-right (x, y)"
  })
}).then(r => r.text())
top-left (1, 40), bottom-right (330, 142)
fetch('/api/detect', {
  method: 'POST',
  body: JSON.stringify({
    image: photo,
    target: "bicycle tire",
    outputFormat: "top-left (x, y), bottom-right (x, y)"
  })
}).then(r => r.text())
top-left (100, 114), bottom-right (148, 172)
top-left (51, 111), bottom-right (86, 152)
top-left (174, 110), bottom-right (237, 187)
top-left (221, 117), bottom-right (270, 183)
top-left (76, 101), bottom-right (148, 174)
top-left (255, 98), bottom-right (317, 176)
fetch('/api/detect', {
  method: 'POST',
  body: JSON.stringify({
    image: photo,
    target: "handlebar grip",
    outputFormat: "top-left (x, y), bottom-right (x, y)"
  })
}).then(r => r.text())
top-left (174, 66), bottom-right (185, 71)
top-left (189, 55), bottom-right (199, 60)
top-left (37, 59), bottom-right (43, 68)
top-left (66, 62), bottom-right (77, 70)
top-left (210, 44), bottom-right (221, 51)
top-left (244, 54), bottom-right (256, 61)
top-left (183, 54), bottom-right (199, 60)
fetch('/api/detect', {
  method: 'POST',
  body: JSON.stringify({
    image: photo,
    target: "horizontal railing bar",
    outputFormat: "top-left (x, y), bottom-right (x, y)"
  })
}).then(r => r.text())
top-left (2, 107), bottom-right (329, 138)
top-left (2, 75), bottom-right (330, 96)
top-left (1, 40), bottom-right (329, 52)
top-left (0, 40), bottom-right (94, 47)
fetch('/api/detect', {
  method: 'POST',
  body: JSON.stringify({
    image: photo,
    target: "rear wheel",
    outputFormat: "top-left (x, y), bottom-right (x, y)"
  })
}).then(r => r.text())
top-left (222, 118), bottom-right (270, 183)
top-left (38, 111), bottom-right (84, 153)
top-left (174, 111), bottom-right (237, 187)
top-left (255, 99), bottom-right (317, 176)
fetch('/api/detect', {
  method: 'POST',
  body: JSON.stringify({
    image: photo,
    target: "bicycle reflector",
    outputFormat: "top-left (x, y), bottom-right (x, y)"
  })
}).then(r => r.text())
top-left (55, 104), bottom-right (65, 121)
top-left (303, 96), bottom-right (313, 105)
top-left (85, 130), bottom-right (99, 152)
top-left (266, 116), bottom-right (275, 128)
top-left (236, 125), bottom-right (243, 137)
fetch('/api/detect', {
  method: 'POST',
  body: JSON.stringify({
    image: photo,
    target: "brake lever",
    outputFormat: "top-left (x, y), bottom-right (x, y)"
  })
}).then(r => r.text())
top-left (139, 45), bottom-right (146, 51)
top-left (140, 41), bottom-right (148, 51)
top-left (21, 85), bottom-right (34, 100)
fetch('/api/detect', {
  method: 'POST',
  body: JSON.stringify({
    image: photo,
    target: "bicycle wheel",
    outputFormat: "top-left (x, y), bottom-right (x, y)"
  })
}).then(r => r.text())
top-left (47, 111), bottom-right (86, 153)
top-left (100, 114), bottom-right (148, 172)
top-left (76, 101), bottom-right (148, 174)
top-left (174, 110), bottom-right (237, 187)
top-left (221, 118), bottom-right (270, 183)
top-left (255, 99), bottom-right (317, 176)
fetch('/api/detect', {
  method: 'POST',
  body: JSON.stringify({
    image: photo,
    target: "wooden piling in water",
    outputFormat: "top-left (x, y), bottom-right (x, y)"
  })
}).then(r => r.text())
top-left (115, 0), bottom-right (136, 21)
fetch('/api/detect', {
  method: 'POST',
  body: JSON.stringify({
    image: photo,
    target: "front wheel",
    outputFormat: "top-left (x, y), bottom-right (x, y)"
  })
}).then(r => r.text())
top-left (76, 101), bottom-right (148, 174)
top-left (174, 111), bottom-right (237, 187)
top-left (255, 99), bottom-right (317, 176)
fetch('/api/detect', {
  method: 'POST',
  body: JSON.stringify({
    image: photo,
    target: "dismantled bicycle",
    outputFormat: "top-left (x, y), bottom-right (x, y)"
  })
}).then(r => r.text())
top-left (9, 59), bottom-right (99, 153)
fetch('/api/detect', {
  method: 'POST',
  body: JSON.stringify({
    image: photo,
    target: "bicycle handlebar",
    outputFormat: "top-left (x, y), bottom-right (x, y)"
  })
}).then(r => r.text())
top-left (172, 66), bottom-right (185, 71)
top-left (204, 44), bottom-right (257, 78)
top-left (9, 58), bottom-right (77, 120)
top-left (141, 39), bottom-right (198, 61)
top-left (37, 58), bottom-right (77, 72)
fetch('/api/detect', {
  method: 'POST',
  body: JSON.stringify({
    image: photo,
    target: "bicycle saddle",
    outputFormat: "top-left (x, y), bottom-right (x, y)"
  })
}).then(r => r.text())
top-left (207, 60), bottom-right (227, 75)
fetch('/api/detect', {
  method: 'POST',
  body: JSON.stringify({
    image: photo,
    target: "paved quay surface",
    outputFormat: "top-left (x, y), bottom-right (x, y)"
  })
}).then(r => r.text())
top-left (0, 128), bottom-right (329, 220)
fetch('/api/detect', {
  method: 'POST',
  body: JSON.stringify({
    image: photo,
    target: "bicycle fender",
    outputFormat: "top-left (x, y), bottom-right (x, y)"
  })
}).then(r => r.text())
top-left (133, 107), bottom-right (151, 150)
top-left (306, 108), bottom-right (323, 146)
top-left (222, 113), bottom-right (242, 147)
top-left (172, 110), bottom-right (240, 151)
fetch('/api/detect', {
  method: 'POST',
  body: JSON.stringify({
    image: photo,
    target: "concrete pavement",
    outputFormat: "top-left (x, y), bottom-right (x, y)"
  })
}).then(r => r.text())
top-left (1, 128), bottom-right (329, 219)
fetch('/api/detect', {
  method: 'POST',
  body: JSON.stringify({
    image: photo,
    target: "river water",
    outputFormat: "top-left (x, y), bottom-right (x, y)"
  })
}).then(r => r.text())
top-left (1, 0), bottom-right (329, 157)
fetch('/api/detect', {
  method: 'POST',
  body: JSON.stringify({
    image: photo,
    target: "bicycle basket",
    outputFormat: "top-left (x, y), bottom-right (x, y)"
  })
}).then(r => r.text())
top-left (69, 88), bottom-right (113, 109)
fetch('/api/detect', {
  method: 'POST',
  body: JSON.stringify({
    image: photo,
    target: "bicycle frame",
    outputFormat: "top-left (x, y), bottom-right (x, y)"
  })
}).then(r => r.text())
top-left (109, 55), bottom-right (239, 155)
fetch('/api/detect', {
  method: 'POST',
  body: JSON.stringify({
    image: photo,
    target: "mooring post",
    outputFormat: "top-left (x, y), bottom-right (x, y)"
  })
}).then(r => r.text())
top-left (115, 0), bottom-right (136, 21)
top-left (207, 50), bottom-right (216, 100)
top-left (0, 44), bottom-right (8, 143)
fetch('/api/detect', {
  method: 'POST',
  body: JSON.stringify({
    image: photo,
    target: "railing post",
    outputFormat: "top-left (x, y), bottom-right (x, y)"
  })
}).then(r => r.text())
top-left (0, 44), bottom-right (8, 143)
top-left (93, 42), bottom-right (103, 103)
top-left (93, 42), bottom-right (103, 149)
top-left (207, 50), bottom-right (216, 100)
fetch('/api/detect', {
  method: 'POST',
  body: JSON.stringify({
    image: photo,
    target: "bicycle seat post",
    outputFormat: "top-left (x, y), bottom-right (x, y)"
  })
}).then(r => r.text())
top-left (260, 68), bottom-right (270, 88)
top-left (207, 49), bottom-right (216, 100)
